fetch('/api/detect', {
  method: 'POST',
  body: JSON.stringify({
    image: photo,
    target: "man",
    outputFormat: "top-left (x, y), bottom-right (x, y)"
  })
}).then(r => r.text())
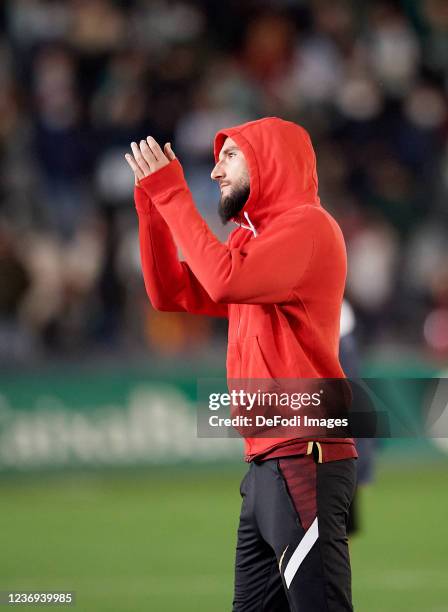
top-left (125, 117), bottom-right (357, 611)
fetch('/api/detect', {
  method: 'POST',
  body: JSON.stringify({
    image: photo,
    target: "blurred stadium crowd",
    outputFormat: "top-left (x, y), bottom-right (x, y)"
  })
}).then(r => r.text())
top-left (1, 0), bottom-right (448, 364)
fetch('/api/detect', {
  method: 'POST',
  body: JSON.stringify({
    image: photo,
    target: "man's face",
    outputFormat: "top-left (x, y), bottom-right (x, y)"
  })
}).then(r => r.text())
top-left (211, 137), bottom-right (250, 224)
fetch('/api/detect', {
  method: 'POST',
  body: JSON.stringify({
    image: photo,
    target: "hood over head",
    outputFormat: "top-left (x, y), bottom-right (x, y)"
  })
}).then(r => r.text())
top-left (214, 117), bottom-right (321, 231)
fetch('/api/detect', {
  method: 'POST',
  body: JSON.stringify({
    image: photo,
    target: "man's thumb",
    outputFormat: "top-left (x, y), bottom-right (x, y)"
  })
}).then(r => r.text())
top-left (164, 142), bottom-right (176, 160)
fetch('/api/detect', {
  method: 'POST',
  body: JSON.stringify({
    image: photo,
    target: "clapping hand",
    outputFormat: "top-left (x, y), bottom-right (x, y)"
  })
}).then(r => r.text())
top-left (125, 137), bottom-right (176, 184)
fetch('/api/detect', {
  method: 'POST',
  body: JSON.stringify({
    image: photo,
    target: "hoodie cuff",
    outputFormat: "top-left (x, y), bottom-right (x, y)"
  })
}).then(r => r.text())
top-left (138, 159), bottom-right (187, 207)
top-left (134, 184), bottom-right (152, 215)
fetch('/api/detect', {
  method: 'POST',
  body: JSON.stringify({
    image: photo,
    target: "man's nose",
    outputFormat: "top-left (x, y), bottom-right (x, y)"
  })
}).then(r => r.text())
top-left (211, 162), bottom-right (224, 181)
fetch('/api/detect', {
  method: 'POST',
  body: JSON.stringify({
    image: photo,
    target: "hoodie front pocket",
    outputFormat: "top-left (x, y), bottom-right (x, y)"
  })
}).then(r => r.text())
top-left (241, 336), bottom-right (276, 380)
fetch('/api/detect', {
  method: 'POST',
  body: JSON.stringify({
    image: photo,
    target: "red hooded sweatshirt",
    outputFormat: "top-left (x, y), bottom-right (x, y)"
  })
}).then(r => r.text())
top-left (134, 117), bottom-right (357, 463)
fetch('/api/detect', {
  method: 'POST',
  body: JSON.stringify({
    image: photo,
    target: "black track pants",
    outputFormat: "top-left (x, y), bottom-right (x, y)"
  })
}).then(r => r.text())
top-left (232, 454), bottom-right (356, 612)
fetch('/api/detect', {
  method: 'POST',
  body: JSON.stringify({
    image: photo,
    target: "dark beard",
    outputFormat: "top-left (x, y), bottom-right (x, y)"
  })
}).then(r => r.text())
top-left (218, 183), bottom-right (250, 224)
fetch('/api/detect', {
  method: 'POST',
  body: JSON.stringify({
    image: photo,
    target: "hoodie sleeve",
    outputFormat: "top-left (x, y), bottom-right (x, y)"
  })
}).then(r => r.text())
top-left (139, 160), bottom-right (317, 305)
top-left (134, 184), bottom-right (228, 317)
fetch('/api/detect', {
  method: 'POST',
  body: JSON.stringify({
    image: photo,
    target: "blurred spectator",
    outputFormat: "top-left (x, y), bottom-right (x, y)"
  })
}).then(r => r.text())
top-left (69, 0), bottom-right (126, 54)
top-left (32, 44), bottom-right (92, 238)
top-left (366, 1), bottom-right (420, 98)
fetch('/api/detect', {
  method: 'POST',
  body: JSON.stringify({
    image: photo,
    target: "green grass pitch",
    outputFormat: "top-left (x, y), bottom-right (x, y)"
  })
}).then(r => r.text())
top-left (0, 460), bottom-right (447, 611)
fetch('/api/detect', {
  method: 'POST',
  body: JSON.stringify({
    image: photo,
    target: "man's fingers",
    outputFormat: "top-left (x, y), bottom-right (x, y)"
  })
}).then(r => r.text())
top-left (139, 139), bottom-right (158, 168)
top-left (125, 153), bottom-right (145, 181)
top-left (131, 141), bottom-right (151, 175)
top-left (146, 136), bottom-right (164, 161)
top-left (128, 136), bottom-right (171, 183)
top-left (164, 142), bottom-right (176, 161)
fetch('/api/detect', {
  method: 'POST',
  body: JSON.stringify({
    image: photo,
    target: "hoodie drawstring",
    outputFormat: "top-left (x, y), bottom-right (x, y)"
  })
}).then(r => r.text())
top-left (239, 211), bottom-right (258, 237)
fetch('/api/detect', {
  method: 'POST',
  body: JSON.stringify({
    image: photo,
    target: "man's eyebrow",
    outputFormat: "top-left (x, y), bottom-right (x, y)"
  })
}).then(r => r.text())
top-left (220, 146), bottom-right (239, 155)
